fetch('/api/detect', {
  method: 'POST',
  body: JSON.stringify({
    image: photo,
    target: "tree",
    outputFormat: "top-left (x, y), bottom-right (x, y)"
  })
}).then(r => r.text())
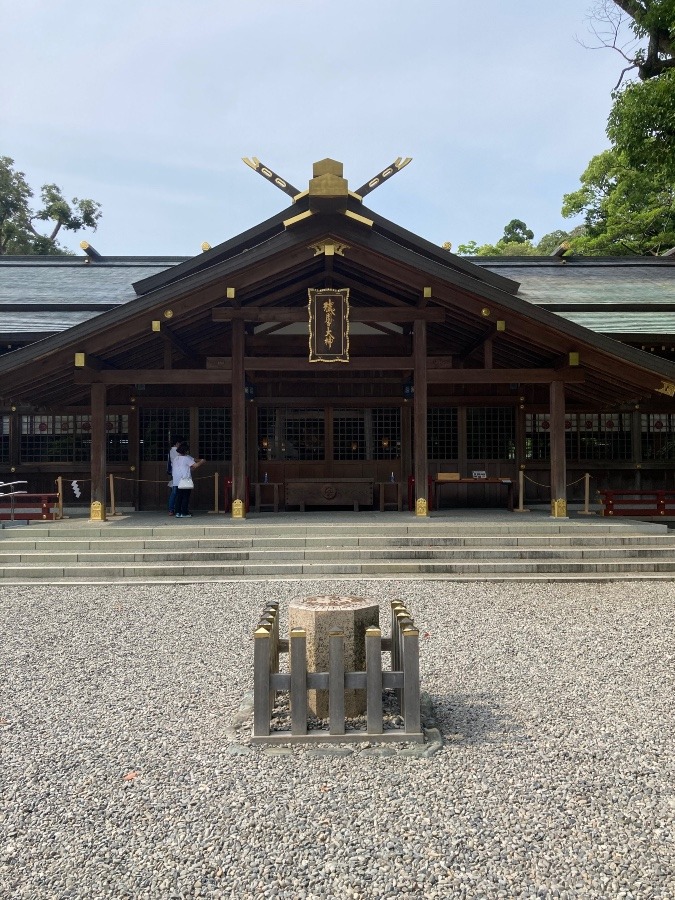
top-left (455, 224), bottom-right (573, 256)
top-left (562, 148), bottom-right (675, 254)
top-left (584, 2), bottom-right (675, 175)
top-left (0, 157), bottom-right (102, 255)
top-left (502, 218), bottom-right (534, 244)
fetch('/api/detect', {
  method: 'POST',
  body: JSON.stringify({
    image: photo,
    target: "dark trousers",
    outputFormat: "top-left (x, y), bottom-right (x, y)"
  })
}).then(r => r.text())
top-left (175, 488), bottom-right (192, 516)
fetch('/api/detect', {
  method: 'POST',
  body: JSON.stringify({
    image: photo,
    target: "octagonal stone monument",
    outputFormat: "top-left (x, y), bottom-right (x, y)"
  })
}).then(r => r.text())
top-left (289, 594), bottom-right (379, 718)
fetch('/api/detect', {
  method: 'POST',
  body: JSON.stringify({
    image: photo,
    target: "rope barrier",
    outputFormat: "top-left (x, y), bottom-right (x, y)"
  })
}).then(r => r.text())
top-left (113, 474), bottom-right (213, 484)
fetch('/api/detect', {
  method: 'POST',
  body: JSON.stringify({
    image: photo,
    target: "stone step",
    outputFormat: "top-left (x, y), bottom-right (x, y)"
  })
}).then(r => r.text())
top-left (1, 533), bottom-right (674, 554)
top-left (2, 543), bottom-right (675, 566)
top-left (3, 556), bottom-right (675, 581)
top-left (2, 522), bottom-right (663, 541)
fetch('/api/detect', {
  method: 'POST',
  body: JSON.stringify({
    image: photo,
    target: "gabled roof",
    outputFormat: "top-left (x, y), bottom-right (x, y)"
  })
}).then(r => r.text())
top-left (1, 205), bottom-right (675, 413)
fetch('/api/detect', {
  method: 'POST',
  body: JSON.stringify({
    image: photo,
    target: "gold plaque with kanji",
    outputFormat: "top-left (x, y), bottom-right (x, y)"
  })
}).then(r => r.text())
top-left (308, 288), bottom-right (349, 363)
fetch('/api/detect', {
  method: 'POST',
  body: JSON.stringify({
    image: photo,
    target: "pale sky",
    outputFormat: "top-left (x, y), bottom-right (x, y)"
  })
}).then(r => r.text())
top-left (3, 0), bottom-right (626, 256)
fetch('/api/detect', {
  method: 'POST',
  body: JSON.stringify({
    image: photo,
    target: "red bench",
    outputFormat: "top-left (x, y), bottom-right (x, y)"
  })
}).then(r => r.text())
top-left (598, 489), bottom-right (675, 517)
top-left (0, 492), bottom-right (60, 521)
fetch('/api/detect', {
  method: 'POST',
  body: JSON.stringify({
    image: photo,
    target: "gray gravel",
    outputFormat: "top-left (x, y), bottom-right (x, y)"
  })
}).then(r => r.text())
top-left (1, 579), bottom-right (674, 900)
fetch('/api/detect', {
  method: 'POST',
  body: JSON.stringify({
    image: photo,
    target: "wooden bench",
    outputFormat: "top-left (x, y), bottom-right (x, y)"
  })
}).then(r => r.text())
top-left (284, 478), bottom-right (374, 511)
top-left (598, 489), bottom-right (675, 517)
top-left (0, 491), bottom-right (60, 521)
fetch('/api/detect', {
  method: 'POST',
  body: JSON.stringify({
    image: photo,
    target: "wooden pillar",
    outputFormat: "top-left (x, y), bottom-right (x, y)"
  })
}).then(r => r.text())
top-left (9, 405), bottom-right (20, 472)
top-left (515, 401), bottom-right (526, 490)
top-left (90, 382), bottom-right (107, 521)
top-left (246, 403), bottom-right (257, 485)
top-left (231, 319), bottom-right (246, 517)
top-left (631, 409), bottom-right (642, 490)
top-left (549, 380), bottom-right (567, 517)
top-left (325, 406), bottom-right (334, 476)
top-left (413, 319), bottom-right (428, 516)
top-left (401, 402), bottom-right (412, 485)
top-left (457, 406), bottom-right (467, 476)
top-left (128, 403), bottom-right (140, 511)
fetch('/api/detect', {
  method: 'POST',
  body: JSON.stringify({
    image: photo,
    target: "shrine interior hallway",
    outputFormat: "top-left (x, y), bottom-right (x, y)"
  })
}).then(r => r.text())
top-left (2, 506), bottom-right (675, 583)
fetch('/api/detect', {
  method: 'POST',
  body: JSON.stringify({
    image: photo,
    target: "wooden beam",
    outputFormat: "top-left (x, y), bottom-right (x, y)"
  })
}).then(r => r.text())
top-left (212, 307), bottom-right (445, 323)
top-left (74, 370), bottom-right (233, 385)
top-left (427, 368), bottom-right (586, 384)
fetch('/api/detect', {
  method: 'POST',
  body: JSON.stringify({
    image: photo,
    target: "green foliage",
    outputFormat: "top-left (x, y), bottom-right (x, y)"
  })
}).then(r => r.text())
top-left (502, 218), bottom-right (534, 243)
top-left (455, 224), bottom-right (573, 256)
top-left (562, 148), bottom-right (675, 255)
top-left (0, 156), bottom-right (102, 255)
top-left (608, 69), bottom-right (675, 178)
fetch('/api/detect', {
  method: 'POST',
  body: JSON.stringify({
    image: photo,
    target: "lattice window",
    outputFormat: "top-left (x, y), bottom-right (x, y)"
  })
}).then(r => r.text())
top-left (527, 412), bottom-right (632, 461)
top-left (428, 408), bottom-right (458, 460)
top-left (642, 413), bottom-right (675, 461)
top-left (525, 413), bottom-right (550, 460)
top-left (258, 408), bottom-right (324, 461)
top-left (199, 409), bottom-right (232, 462)
top-left (467, 408), bottom-right (515, 460)
top-left (0, 415), bottom-right (9, 464)
top-left (105, 415), bottom-right (129, 463)
top-left (140, 409), bottom-right (190, 462)
top-left (371, 408), bottom-right (401, 460)
top-left (19, 414), bottom-right (128, 462)
top-left (572, 413), bottom-right (632, 461)
top-left (334, 409), bottom-right (366, 461)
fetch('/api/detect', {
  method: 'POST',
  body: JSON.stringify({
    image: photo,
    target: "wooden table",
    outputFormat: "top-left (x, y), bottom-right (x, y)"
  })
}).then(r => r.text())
top-left (377, 481), bottom-right (402, 511)
top-left (433, 478), bottom-right (514, 512)
top-left (253, 482), bottom-right (281, 512)
top-left (284, 478), bottom-right (374, 511)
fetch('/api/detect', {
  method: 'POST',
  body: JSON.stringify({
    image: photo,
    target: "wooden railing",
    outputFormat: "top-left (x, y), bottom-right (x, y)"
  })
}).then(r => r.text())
top-left (598, 489), bottom-right (675, 517)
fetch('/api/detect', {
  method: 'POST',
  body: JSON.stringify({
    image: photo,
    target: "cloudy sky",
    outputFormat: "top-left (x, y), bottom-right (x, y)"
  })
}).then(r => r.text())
top-left (3, 0), bottom-right (625, 256)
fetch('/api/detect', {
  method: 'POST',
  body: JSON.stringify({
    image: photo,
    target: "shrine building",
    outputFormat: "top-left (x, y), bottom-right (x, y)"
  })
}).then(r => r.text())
top-left (1, 157), bottom-right (675, 519)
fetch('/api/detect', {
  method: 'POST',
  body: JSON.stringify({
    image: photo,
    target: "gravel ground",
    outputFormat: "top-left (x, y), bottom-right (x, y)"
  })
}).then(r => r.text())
top-left (1, 580), bottom-right (674, 900)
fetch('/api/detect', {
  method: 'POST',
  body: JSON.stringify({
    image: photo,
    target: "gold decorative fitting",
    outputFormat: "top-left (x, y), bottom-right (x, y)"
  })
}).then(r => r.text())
top-left (343, 209), bottom-right (373, 227)
top-left (151, 321), bottom-right (161, 332)
top-left (423, 287), bottom-right (432, 299)
top-left (231, 499), bottom-right (245, 519)
top-left (550, 499), bottom-right (567, 518)
top-left (226, 287), bottom-right (236, 300)
top-left (90, 500), bottom-right (105, 522)
top-left (10, 405), bottom-right (16, 412)
top-left (657, 380), bottom-right (675, 397)
top-left (283, 209), bottom-right (314, 228)
top-left (496, 320), bottom-right (506, 332)
top-left (310, 241), bottom-right (349, 257)
top-left (201, 242), bottom-right (211, 252)
top-left (481, 308), bottom-right (491, 317)
top-left (130, 466), bottom-right (136, 472)
top-left (74, 353), bottom-right (86, 367)
top-left (415, 497), bottom-right (428, 517)
top-left (569, 352), bottom-right (580, 366)
top-left (163, 309), bottom-right (174, 319)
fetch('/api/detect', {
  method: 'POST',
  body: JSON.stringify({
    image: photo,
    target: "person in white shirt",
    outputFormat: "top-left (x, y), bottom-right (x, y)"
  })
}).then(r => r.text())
top-left (171, 442), bottom-right (205, 518)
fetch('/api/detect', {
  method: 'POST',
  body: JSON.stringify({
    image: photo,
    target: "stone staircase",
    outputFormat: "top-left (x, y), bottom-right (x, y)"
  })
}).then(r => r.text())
top-left (1, 515), bottom-right (675, 582)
